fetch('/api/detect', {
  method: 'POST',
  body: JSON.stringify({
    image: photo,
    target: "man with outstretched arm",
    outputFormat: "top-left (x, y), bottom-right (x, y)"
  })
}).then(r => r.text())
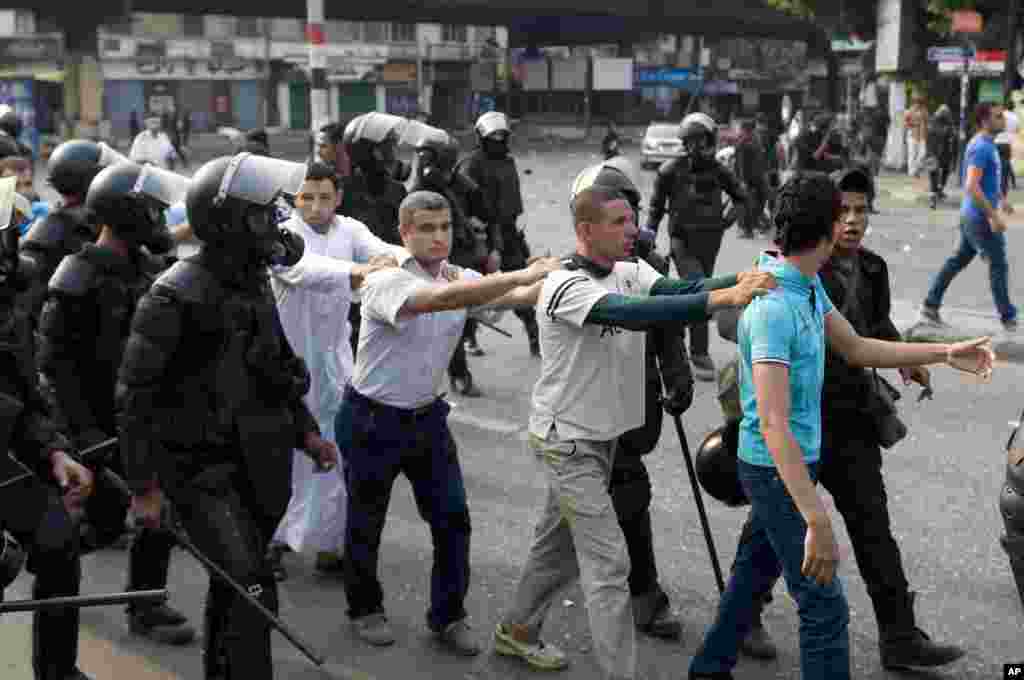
top-left (494, 165), bottom-right (776, 680)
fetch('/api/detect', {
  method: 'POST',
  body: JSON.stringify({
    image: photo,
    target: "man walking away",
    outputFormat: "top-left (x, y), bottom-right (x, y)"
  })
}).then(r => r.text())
top-left (921, 102), bottom-right (1018, 334)
top-left (997, 97), bottom-right (1019, 195)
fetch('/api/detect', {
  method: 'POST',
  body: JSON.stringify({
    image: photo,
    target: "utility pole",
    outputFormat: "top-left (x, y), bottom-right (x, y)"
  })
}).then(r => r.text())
top-left (306, 0), bottom-right (329, 136)
top-left (1007, 0), bottom-right (1020, 99)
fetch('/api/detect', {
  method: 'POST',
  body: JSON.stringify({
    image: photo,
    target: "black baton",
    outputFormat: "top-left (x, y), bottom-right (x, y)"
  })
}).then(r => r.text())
top-left (670, 412), bottom-right (726, 594)
top-left (0, 590), bottom-right (167, 614)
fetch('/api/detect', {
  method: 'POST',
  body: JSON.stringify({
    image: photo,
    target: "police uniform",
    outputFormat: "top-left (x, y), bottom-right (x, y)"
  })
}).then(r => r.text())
top-left (116, 154), bottom-right (318, 680)
top-left (647, 154), bottom-right (744, 368)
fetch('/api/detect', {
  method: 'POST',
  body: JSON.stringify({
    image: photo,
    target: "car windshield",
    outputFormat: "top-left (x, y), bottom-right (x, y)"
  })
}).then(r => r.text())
top-left (646, 125), bottom-right (678, 139)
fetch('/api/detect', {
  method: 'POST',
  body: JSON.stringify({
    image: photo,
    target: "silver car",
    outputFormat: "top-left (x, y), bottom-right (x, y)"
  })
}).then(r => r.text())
top-left (641, 123), bottom-right (684, 170)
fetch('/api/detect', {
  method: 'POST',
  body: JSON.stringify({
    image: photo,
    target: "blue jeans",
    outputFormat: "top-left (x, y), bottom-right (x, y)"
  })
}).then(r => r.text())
top-left (924, 217), bottom-right (1017, 324)
top-left (689, 461), bottom-right (850, 680)
top-left (335, 386), bottom-right (471, 631)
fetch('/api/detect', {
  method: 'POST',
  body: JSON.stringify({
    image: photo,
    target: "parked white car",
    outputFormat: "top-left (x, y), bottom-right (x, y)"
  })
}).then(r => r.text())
top-left (641, 123), bottom-right (684, 169)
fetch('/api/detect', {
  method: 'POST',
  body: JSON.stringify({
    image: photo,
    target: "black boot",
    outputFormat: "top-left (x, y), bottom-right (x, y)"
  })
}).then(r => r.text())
top-left (127, 528), bottom-right (195, 645)
top-left (203, 582), bottom-right (232, 680)
top-left (878, 592), bottom-right (964, 669)
top-left (739, 592), bottom-right (777, 660)
top-left (449, 372), bottom-right (482, 397)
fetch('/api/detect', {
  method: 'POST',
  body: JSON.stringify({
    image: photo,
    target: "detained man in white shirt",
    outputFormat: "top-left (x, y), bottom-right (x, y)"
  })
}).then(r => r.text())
top-left (493, 171), bottom-right (777, 680)
top-left (336, 190), bottom-right (561, 655)
top-left (267, 162), bottom-right (400, 578)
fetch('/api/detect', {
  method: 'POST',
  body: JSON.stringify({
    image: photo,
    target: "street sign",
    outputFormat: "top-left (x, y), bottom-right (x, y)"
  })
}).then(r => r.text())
top-left (928, 46), bottom-right (974, 63)
top-left (938, 60), bottom-right (1005, 76)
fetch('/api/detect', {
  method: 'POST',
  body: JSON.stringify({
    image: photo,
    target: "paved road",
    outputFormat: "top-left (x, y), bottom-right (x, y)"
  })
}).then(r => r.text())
top-left (5, 147), bottom-right (1023, 679)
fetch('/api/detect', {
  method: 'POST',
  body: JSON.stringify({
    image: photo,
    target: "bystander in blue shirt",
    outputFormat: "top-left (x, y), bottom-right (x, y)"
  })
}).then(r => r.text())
top-left (961, 134), bottom-right (1002, 226)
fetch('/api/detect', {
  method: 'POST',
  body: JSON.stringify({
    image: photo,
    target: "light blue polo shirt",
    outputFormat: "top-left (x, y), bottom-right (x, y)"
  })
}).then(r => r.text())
top-left (737, 252), bottom-right (834, 467)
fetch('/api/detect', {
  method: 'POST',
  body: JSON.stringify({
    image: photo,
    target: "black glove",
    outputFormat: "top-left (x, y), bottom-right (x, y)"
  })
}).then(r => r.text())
top-left (270, 228), bottom-right (305, 267)
top-left (662, 379), bottom-right (695, 416)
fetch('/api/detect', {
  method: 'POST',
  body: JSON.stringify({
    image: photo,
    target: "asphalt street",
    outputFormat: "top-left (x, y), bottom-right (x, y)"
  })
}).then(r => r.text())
top-left (4, 146), bottom-right (1024, 679)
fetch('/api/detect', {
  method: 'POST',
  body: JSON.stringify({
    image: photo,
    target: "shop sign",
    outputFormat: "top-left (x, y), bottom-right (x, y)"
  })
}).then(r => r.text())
top-left (104, 58), bottom-right (265, 81)
top-left (0, 37), bottom-right (62, 61)
top-left (381, 62), bottom-right (417, 83)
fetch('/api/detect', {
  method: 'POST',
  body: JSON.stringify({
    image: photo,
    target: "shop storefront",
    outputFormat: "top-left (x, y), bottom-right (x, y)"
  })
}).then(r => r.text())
top-left (381, 62), bottom-right (418, 116)
top-left (0, 35), bottom-right (65, 153)
top-left (431, 62), bottom-right (472, 129)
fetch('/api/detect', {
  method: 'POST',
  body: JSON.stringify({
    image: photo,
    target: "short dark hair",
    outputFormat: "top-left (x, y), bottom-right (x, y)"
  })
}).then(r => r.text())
top-left (976, 102), bottom-right (997, 127)
top-left (304, 161), bottom-right (340, 191)
top-left (399, 190), bottom-right (450, 226)
top-left (571, 187), bottom-right (620, 226)
top-left (773, 171), bottom-right (840, 255)
top-left (833, 167), bottom-right (873, 196)
top-left (319, 122), bottom-right (343, 144)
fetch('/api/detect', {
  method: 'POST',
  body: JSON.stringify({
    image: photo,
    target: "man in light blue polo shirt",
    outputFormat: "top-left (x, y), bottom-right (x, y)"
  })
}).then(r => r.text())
top-left (922, 102), bottom-right (1018, 332)
top-left (689, 172), bottom-right (996, 680)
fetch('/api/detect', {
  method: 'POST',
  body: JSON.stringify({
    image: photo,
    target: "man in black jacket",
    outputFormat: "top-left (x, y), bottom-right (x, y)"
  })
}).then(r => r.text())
top-left (116, 153), bottom-right (338, 680)
top-left (738, 168), bottom-right (965, 671)
top-left (734, 120), bottom-right (770, 239)
top-left (37, 161), bottom-right (193, 646)
top-left (0, 179), bottom-right (95, 680)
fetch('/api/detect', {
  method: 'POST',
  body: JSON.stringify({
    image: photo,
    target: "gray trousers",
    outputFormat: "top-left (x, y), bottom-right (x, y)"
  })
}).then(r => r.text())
top-left (503, 428), bottom-right (635, 680)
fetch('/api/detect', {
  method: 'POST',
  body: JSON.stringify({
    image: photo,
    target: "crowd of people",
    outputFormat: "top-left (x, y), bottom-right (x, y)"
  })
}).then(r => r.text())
top-left (0, 102), bottom-right (1003, 680)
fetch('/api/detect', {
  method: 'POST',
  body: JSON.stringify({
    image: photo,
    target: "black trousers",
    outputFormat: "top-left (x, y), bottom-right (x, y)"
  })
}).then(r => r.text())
top-left (2, 481), bottom-right (82, 680)
top-left (999, 143), bottom-right (1017, 195)
top-left (670, 230), bottom-right (725, 357)
top-left (930, 157), bottom-right (953, 196)
top-left (498, 223), bottom-right (538, 342)
top-left (737, 418), bottom-right (913, 631)
top-left (164, 453), bottom-right (282, 680)
top-left (609, 455), bottom-right (659, 592)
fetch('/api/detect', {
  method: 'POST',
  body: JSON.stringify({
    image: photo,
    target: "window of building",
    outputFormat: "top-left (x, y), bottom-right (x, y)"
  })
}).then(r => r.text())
top-left (391, 22), bottom-right (415, 43)
top-left (237, 17), bottom-right (263, 38)
top-left (269, 18), bottom-right (304, 41)
top-left (442, 24), bottom-right (468, 43)
top-left (204, 15), bottom-right (237, 40)
top-left (14, 10), bottom-right (34, 34)
top-left (182, 15), bottom-right (204, 37)
top-left (475, 26), bottom-right (496, 43)
top-left (326, 20), bottom-right (361, 43)
top-left (363, 22), bottom-right (389, 42)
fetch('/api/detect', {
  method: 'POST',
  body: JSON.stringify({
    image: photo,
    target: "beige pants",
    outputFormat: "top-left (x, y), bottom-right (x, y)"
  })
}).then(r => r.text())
top-left (503, 428), bottom-right (635, 680)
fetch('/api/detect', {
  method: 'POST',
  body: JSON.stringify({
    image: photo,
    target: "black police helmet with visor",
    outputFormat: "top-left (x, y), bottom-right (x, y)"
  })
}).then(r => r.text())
top-left (84, 161), bottom-right (185, 254)
top-left (0, 105), bottom-right (22, 141)
top-left (343, 112), bottom-right (411, 181)
top-left (413, 124), bottom-right (459, 190)
top-left (679, 112), bottom-right (718, 164)
top-left (186, 153), bottom-right (307, 266)
top-left (47, 139), bottom-right (129, 198)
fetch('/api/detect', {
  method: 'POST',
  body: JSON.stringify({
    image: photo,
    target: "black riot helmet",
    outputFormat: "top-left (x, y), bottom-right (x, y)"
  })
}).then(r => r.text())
top-left (47, 139), bottom-right (129, 198)
top-left (679, 112), bottom-right (718, 164)
top-left (186, 153), bottom-right (306, 264)
top-left (84, 161), bottom-right (185, 254)
top-left (694, 422), bottom-right (749, 507)
top-left (343, 112), bottom-right (408, 179)
top-left (0, 105), bottom-right (21, 140)
top-left (414, 126), bottom-right (459, 190)
top-left (569, 158), bottom-right (642, 217)
top-left (475, 111), bottom-right (511, 158)
top-left (0, 134), bottom-right (19, 161)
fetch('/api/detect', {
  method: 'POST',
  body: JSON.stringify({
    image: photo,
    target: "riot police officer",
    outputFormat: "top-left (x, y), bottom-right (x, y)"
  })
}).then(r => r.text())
top-left (462, 111), bottom-right (539, 356)
top-left (410, 126), bottom-right (493, 396)
top-left (340, 112), bottom-right (410, 358)
top-left (0, 105), bottom-right (32, 157)
top-left (580, 159), bottom-right (695, 639)
top-left (18, 139), bottom-right (131, 326)
top-left (340, 112), bottom-right (409, 245)
top-left (37, 161), bottom-right (193, 646)
top-left (116, 153), bottom-right (339, 680)
top-left (0, 175), bottom-right (96, 680)
top-left (646, 112), bottom-right (746, 381)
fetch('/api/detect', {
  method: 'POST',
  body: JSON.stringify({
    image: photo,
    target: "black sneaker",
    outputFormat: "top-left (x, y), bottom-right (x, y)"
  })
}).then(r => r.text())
top-left (129, 604), bottom-right (196, 645)
top-left (1003, 318), bottom-right (1019, 334)
top-left (880, 628), bottom-right (965, 669)
top-left (691, 354), bottom-right (716, 382)
top-left (918, 306), bottom-right (948, 328)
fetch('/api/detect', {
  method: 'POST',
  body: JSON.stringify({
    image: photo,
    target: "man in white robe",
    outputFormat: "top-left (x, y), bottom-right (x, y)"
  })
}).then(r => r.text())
top-left (269, 162), bottom-right (399, 577)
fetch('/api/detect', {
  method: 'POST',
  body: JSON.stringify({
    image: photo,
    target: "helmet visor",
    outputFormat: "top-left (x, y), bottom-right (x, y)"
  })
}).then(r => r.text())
top-left (476, 112), bottom-right (510, 138)
top-left (345, 112), bottom-right (407, 145)
top-left (97, 142), bottom-right (130, 168)
top-left (217, 153), bottom-right (307, 206)
top-left (132, 164), bottom-right (191, 207)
